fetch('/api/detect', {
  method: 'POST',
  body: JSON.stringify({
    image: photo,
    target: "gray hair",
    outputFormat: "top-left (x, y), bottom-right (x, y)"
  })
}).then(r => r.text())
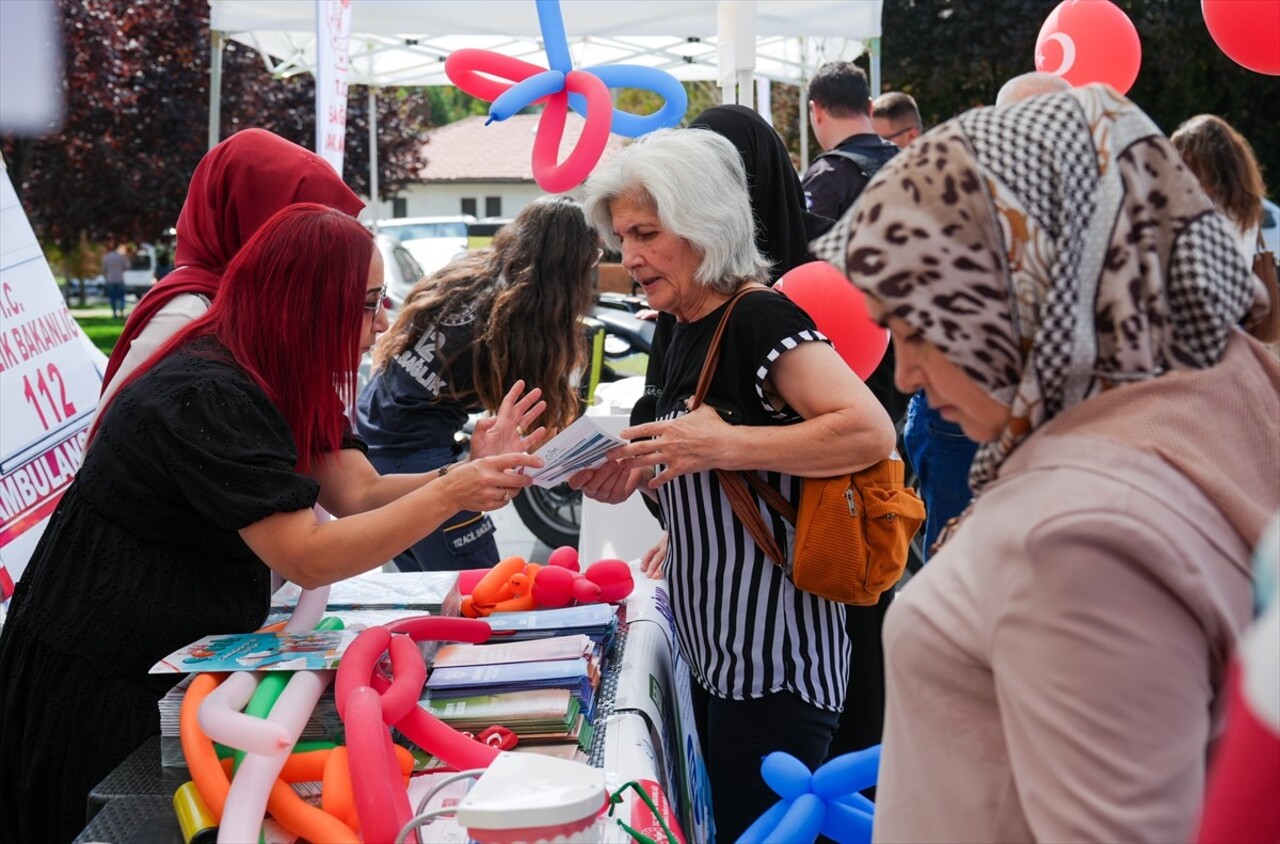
top-left (582, 128), bottom-right (771, 293)
top-left (995, 72), bottom-right (1071, 107)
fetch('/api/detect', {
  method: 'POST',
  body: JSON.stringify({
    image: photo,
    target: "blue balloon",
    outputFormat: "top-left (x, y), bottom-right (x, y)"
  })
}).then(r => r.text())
top-left (811, 745), bottom-right (881, 799)
top-left (760, 752), bottom-right (813, 800)
top-left (568, 64), bottom-right (688, 137)
top-left (535, 0), bottom-right (572, 73)
top-left (835, 792), bottom-right (876, 814)
top-left (487, 70), bottom-right (565, 124)
top-left (736, 799), bottom-right (791, 844)
top-left (763, 793), bottom-right (826, 844)
top-left (820, 800), bottom-right (875, 844)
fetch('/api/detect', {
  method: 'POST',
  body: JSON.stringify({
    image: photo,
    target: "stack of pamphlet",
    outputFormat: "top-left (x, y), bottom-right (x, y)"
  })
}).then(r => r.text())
top-left (482, 603), bottom-right (619, 646)
top-left (423, 634), bottom-right (604, 754)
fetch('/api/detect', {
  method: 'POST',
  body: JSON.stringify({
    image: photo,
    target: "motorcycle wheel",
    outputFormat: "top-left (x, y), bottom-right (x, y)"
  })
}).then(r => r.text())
top-left (512, 483), bottom-right (582, 550)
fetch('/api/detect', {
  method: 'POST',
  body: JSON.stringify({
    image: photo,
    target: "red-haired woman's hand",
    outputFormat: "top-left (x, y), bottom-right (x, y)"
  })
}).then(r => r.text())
top-left (471, 380), bottom-right (547, 459)
top-left (439, 452), bottom-right (542, 513)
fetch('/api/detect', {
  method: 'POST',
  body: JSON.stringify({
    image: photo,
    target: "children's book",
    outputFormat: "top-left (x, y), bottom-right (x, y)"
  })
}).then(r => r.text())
top-left (425, 688), bottom-right (580, 732)
top-left (431, 634), bottom-right (595, 669)
top-left (424, 656), bottom-right (594, 694)
top-left (483, 604), bottom-right (618, 642)
top-left (270, 570), bottom-right (461, 615)
top-left (149, 629), bottom-right (357, 674)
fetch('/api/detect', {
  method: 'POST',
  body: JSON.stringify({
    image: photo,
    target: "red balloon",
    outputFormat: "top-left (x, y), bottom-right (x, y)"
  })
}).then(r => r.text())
top-left (1202, 0), bottom-right (1280, 75)
top-left (774, 262), bottom-right (889, 381)
top-left (1034, 0), bottom-right (1142, 94)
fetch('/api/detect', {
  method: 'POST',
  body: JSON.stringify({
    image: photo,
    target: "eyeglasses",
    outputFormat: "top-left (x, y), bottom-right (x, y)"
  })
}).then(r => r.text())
top-left (593, 247), bottom-right (605, 267)
top-left (881, 125), bottom-right (920, 141)
top-left (363, 285), bottom-right (390, 317)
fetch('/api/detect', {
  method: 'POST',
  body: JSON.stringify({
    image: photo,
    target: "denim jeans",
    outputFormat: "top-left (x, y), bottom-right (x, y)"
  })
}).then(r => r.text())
top-left (902, 391), bottom-right (978, 562)
top-left (367, 446), bottom-right (499, 572)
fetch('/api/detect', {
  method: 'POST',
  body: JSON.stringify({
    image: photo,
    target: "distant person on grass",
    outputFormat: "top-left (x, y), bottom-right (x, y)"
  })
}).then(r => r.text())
top-left (102, 242), bottom-right (128, 319)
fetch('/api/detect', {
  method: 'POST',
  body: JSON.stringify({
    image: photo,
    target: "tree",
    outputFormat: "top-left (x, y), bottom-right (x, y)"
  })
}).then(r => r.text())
top-left (877, 0), bottom-right (1279, 185)
top-left (0, 0), bottom-right (435, 264)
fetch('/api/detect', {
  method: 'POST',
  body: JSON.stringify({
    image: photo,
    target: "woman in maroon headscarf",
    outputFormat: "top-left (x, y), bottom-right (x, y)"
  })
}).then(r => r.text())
top-left (99, 128), bottom-right (366, 405)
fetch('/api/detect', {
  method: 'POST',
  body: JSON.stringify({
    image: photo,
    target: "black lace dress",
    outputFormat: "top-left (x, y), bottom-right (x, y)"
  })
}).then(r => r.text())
top-left (0, 337), bottom-right (321, 843)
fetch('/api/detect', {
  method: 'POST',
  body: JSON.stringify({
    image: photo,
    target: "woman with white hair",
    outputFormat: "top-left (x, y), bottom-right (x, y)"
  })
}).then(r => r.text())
top-left (572, 128), bottom-right (895, 841)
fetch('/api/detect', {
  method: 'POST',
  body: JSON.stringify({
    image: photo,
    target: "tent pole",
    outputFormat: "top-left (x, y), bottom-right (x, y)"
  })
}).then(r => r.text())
top-left (208, 30), bottom-right (224, 150)
top-left (368, 87), bottom-right (379, 230)
top-left (869, 36), bottom-right (881, 98)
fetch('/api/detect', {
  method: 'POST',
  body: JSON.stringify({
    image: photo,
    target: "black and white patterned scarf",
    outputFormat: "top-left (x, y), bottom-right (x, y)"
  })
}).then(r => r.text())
top-left (812, 84), bottom-right (1261, 492)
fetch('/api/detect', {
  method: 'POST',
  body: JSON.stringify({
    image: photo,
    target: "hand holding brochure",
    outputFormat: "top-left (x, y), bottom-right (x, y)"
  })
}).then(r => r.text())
top-left (526, 414), bottom-right (627, 488)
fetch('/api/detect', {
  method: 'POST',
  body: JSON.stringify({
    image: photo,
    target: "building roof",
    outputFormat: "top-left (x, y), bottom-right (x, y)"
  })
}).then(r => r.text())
top-left (418, 113), bottom-right (628, 183)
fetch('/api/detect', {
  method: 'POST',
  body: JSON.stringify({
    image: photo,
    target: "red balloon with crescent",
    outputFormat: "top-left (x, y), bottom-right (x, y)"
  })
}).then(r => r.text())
top-left (1034, 0), bottom-right (1142, 94)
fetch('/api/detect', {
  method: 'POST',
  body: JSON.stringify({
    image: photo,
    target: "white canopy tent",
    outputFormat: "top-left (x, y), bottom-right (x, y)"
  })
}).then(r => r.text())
top-left (206, 0), bottom-right (883, 193)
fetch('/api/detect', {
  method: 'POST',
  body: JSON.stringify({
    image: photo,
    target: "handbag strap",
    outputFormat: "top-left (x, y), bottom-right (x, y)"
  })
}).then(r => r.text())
top-left (689, 285), bottom-right (792, 565)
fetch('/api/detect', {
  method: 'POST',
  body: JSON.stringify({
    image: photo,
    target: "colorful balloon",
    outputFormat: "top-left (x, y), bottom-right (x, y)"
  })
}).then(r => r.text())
top-left (742, 747), bottom-right (880, 844)
top-left (775, 262), bottom-right (890, 381)
top-left (1202, 0), bottom-right (1280, 75)
top-left (1034, 0), bottom-right (1142, 94)
top-left (443, 0), bottom-right (687, 192)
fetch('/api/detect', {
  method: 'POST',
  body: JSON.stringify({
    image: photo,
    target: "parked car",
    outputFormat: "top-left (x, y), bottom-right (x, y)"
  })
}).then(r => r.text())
top-left (1261, 198), bottom-right (1279, 257)
top-left (375, 233), bottom-right (426, 308)
top-left (123, 243), bottom-right (157, 300)
top-left (374, 215), bottom-right (473, 280)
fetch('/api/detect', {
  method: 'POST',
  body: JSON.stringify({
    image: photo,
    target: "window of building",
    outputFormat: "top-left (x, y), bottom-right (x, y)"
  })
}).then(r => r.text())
top-left (485, 196), bottom-right (502, 218)
top-left (461, 197), bottom-right (477, 217)
top-left (391, 197), bottom-right (407, 218)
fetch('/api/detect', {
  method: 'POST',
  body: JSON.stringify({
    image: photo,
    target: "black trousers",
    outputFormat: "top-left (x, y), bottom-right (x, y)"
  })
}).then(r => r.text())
top-left (828, 589), bottom-right (894, 760)
top-left (690, 681), bottom-right (840, 844)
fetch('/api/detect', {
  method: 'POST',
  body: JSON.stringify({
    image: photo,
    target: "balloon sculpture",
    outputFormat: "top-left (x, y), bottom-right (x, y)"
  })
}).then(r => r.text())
top-left (774, 261), bottom-right (889, 381)
top-left (445, 0), bottom-right (687, 192)
top-left (1201, 0), bottom-right (1280, 76)
top-left (180, 605), bottom-right (502, 843)
top-left (461, 546), bottom-right (634, 617)
top-left (1034, 0), bottom-right (1142, 94)
top-left (737, 746), bottom-right (881, 844)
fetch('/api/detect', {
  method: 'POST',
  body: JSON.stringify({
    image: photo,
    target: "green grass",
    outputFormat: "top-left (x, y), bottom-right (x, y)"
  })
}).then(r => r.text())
top-left (73, 315), bottom-right (125, 355)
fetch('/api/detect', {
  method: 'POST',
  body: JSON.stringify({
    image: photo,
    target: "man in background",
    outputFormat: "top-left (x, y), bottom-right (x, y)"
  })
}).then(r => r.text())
top-left (802, 63), bottom-right (905, 767)
top-left (802, 62), bottom-right (900, 222)
top-left (102, 242), bottom-right (128, 320)
top-left (871, 91), bottom-right (923, 149)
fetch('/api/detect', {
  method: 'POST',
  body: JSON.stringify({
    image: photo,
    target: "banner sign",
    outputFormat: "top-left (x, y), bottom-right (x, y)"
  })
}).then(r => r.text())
top-left (0, 162), bottom-right (103, 602)
top-left (315, 0), bottom-right (353, 174)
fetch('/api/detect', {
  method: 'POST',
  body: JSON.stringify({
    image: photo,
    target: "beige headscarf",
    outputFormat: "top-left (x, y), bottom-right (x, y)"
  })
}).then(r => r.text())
top-left (812, 85), bottom-right (1266, 495)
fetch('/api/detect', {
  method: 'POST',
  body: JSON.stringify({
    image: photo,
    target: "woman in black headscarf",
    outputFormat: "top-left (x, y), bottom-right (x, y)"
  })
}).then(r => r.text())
top-left (690, 104), bottom-right (834, 281)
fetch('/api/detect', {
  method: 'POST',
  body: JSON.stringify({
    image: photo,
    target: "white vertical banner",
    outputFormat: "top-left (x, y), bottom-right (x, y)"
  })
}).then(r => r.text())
top-left (315, 0), bottom-right (353, 175)
top-left (0, 160), bottom-right (107, 608)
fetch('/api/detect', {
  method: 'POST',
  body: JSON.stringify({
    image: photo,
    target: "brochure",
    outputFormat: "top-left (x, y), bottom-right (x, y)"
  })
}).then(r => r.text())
top-left (149, 629), bottom-right (357, 674)
top-left (526, 414), bottom-right (627, 488)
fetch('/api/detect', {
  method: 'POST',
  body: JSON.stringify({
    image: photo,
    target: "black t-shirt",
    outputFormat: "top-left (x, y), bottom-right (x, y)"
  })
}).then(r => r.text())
top-left (640, 289), bottom-right (852, 709)
top-left (357, 302), bottom-right (484, 456)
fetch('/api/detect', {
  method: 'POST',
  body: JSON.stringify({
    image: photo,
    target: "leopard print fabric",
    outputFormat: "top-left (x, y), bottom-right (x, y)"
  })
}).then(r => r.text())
top-left (812, 84), bottom-right (1261, 492)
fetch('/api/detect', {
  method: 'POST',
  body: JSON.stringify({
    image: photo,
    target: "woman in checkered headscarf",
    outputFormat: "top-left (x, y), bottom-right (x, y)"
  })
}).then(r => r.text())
top-left (812, 85), bottom-right (1279, 843)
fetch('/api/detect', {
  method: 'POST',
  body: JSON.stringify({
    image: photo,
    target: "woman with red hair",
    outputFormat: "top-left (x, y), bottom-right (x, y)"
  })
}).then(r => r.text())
top-left (99, 128), bottom-right (367, 408)
top-left (0, 204), bottom-right (544, 844)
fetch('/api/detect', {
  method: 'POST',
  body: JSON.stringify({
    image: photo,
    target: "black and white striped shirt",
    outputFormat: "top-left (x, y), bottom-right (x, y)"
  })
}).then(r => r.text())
top-left (651, 294), bottom-right (851, 711)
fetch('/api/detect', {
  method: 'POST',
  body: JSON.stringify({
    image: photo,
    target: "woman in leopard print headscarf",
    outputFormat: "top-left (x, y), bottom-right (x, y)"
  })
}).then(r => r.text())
top-left (813, 85), bottom-right (1279, 843)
